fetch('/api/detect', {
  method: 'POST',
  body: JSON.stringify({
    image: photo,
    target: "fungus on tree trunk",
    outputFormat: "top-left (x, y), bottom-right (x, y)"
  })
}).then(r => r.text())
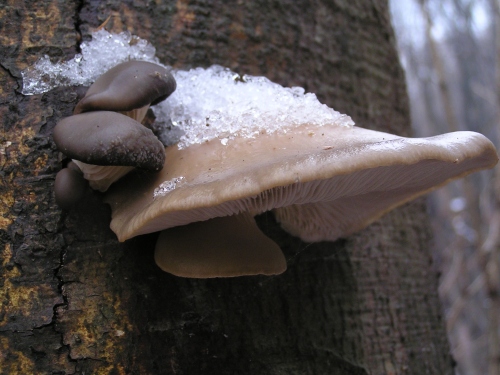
top-left (52, 60), bottom-right (176, 197)
top-left (104, 123), bottom-right (498, 277)
top-left (73, 60), bottom-right (176, 115)
top-left (24, 31), bottom-right (499, 278)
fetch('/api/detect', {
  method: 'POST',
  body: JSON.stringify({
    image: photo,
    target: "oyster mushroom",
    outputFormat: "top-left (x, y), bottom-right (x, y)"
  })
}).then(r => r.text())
top-left (53, 111), bottom-right (165, 192)
top-left (103, 123), bottom-right (498, 277)
top-left (73, 60), bottom-right (176, 117)
top-left (54, 61), bottom-right (176, 198)
top-left (154, 213), bottom-right (287, 278)
top-left (54, 111), bottom-right (165, 169)
top-left (54, 162), bottom-right (88, 209)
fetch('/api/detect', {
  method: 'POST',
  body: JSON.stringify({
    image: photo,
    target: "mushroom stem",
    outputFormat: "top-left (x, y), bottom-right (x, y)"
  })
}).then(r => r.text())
top-left (118, 104), bottom-right (150, 123)
top-left (71, 160), bottom-right (134, 192)
top-left (154, 212), bottom-right (287, 278)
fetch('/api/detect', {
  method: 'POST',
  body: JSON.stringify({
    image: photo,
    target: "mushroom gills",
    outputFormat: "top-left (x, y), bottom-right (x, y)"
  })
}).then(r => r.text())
top-left (71, 160), bottom-right (134, 192)
top-left (118, 104), bottom-right (150, 123)
top-left (154, 212), bottom-right (287, 278)
top-left (105, 127), bottom-right (498, 245)
top-left (273, 154), bottom-right (496, 241)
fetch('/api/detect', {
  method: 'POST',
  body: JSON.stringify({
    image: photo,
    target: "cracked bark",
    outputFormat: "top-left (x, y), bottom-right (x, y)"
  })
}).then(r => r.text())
top-left (0, 0), bottom-right (453, 374)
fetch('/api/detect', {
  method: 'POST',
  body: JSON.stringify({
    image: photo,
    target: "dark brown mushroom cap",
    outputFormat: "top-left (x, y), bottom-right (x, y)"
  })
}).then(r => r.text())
top-left (73, 61), bottom-right (176, 114)
top-left (54, 167), bottom-right (88, 209)
top-left (53, 111), bottom-right (165, 170)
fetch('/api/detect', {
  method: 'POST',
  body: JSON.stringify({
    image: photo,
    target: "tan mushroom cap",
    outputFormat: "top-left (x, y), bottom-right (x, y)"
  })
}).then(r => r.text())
top-left (154, 212), bottom-right (286, 278)
top-left (104, 124), bottom-right (498, 243)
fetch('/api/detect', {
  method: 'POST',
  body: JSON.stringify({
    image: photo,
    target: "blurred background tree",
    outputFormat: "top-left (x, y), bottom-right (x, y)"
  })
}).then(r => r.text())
top-left (390, 0), bottom-right (500, 373)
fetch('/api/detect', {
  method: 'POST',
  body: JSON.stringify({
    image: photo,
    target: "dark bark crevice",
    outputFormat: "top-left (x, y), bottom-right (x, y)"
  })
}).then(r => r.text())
top-left (74, 0), bottom-right (85, 53)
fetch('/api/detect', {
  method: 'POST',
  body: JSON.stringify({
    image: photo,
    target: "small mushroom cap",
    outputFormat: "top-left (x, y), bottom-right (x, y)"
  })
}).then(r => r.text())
top-left (54, 111), bottom-right (165, 170)
top-left (104, 125), bottom-right (498, 242)
top-left (74, 61), bottom-right (176, 114)
top-left (155, 213), bottom-right (287, 278)
top-left (54, 167), bottom-right (88, 209)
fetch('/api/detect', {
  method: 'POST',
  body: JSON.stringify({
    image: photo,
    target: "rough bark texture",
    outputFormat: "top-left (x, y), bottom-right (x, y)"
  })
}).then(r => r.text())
top-left (0, 0), bottom-right (453, 374)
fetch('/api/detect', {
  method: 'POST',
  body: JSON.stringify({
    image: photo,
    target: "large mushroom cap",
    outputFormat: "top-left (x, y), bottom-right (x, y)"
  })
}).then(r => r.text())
top-left (53, 111), bottom-right (165, 170)
top-left (73, 60), bottom-right (176, 114)
top-left (104, 124), bottom-right (498, 243)
top-left (154, 213), bottom-right (287, 278)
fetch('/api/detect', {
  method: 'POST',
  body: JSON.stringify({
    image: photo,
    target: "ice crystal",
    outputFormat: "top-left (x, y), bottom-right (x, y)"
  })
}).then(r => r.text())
top-left (21, 30), bottom-right (355, 151)
top-left (21, 30), bottom-right (158, 95)
top-left (153, 177), bottom-right (186, 198)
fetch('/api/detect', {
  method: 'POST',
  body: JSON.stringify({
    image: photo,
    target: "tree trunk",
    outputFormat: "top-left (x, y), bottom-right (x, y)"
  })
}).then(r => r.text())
top-left (0, 0), bottom-right (453, 374)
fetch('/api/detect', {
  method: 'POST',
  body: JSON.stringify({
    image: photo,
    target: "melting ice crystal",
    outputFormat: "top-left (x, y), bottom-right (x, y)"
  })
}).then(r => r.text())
top-left (21, 30), bottom-right (354, 150)
top-left (153, 177), bottom-right (186, 199)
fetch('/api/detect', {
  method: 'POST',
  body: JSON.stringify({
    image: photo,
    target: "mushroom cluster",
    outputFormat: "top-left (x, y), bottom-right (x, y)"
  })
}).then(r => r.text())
top-left (54, 62), bottom-right (498, 279)
top-left (53, 61), bottom-right (176, 208)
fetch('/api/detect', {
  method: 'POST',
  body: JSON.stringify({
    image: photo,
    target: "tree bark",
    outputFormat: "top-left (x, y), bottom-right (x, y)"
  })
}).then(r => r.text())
top-left (0, 0), bottom-right (453, 374)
